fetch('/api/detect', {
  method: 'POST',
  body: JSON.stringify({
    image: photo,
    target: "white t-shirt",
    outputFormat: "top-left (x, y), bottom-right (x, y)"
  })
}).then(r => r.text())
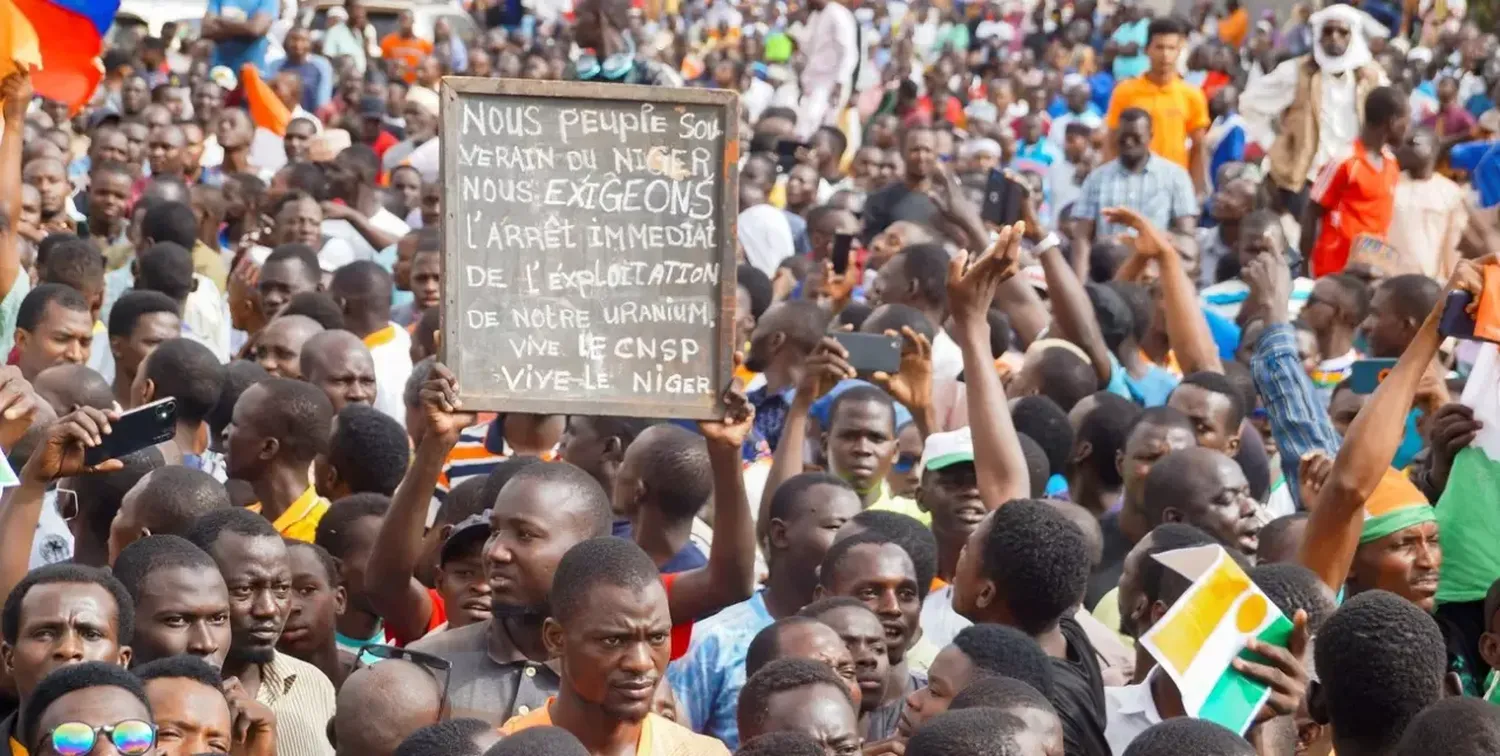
top-left (931, 329), bottom-right (965, 383)
top-left (366, 324), bottom-right (413, 428)
top-left (322, 208), bottom-right (411, 263)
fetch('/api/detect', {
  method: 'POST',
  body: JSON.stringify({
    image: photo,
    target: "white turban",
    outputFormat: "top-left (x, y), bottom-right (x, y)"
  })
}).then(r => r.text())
top-left (1310, 4), bottom-right (1378, 75)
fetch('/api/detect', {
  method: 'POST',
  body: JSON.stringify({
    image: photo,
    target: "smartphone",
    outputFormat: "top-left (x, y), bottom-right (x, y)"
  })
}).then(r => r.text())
top-left (1439, 290), bottom-right (1478, 340)
top-left (981, 168), bottom-right (1025, 226)
top-left (1348, 358), bottom-right (1398, 395)
top-left (84, 397), bottom-right (178, 467)
top-left (831, 233), bottom-right (854, 275)
top-left (832, 332), bottom-right (902, 376)
top-left (775, 139), bottom-right (806, 174)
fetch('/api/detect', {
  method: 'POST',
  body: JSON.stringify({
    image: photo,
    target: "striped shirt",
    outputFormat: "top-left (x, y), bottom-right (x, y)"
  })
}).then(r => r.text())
top-left (255, 652), bottom-right (337, 756)
top-left (1250, 324), bottom-right (1341, 509)
top-left (1071, 155), bottom-right (1199, 238)
top-left (431, 423), bottom-right (559, 521)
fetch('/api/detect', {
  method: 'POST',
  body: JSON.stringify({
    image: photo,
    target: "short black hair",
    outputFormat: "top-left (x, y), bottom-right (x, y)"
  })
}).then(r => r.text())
top-left (17, 283), bottom-right (90, 332)
top-left (549, 537), bottom-right (661, 624)
top-left (827, 383), bottom-right (897, 435)
top-left (861, 303), bottom-right (936, 343)
top-left (737, 731), bottom-right (827, 756)
top-left (436, 478), bottom-right (489, 531)
top-left (1220, 362), bottom-right (1258, 424)
top-left (185, 506), bottom-right (281, 554)
top-left (1364, 86), bottom-right (1408, 128)
top-left (112, 535), bottom-right (220, 605)
top-left (328, 404), bottom-right (410, 495)
top-left (474, 454), bottom-right (545, 514)
top-left (1121, 718), bottom-right (1254, 756)
top-left (949, 675), bottom-right (1056, 714)
top-left (1395, 697), bottom-right (1500, 756)
top-left (1105, 282), bottom-right (1153, 342)
top-left (481, 725), bottom-right (588, 756)
top-left (1146, 15), bottom-right (1190, 41)
top-left (1086, 283), bottom-right (1134, 352)
top-left (287, 540), bottom-right (340, 586)
top-left (207, 360), bottom-right (268, 440)
top-left (844, 510), bottom-right (938, 599)
top-left (245, 377), bottom-right (335, 464)
top-left (137, 242), bottom-right (195, 301)
top-left (22, 662), bottom-right (152, 750)
top-left (498, 462), bottom-right (614, 537)
top-left (737, 264), bottom-right (773, 321)
top-left (1011, 396), bottom-right (1072, 478)
top-left (1250, 563), bottom-right (1337, 635)
top-left (124, 467), bottom-right (230, 537)
top-left (330, 260), bottom-right (394, 316)
top-left (1077, 392), bottom-right (1143, 487)
top-left (632, 424), bottom-right (712, 522)
top-left (895, 243), bottom-right (951, 311)
top-left (759, 300), bottom-right (832, 353)
top-left (1141, 448), bottom-right (1241, 534)
top-left (950, 625), bottom-right (1055, 697)
top-left (1258, 513), bottom-right (1307, 564)
top-left (768, 472), bottom-right (855, 523)
top-left (738, 658), bottom-right (855, 741)
top-left (107, 290), bottom-right (180, 339)
top-left (264, 243), bottom-right (322, 283)
top-left (1139, 523), bottom-right (1219, 607)
top-left (797, 595), bottom-right (878, 621)
top-left (141, 200), bottom-right (199, 248)
top-left (132, 654), bottom-right (223, 688)
top-left (142, 338), bottom-right (225, 425)
top-left (1032, 347), bottom-right (1098, 412)
top-left (746, 616), bottom-right (830, 678)
top-left (1117, 107), bottom-right (1152, 130)
top-left (1378, 274), bottom-right (1442, 326)
top-left (38, 237), bottom-right (104, 292)
top-left (396, 718), bottom-right (498, 756)
top-left (4, 563), bottom-right (135, 645)
top-left (281, 292), bottom-right (346, 330)
top-left (977, 500), bottom-right (1090, 634)
top-left (71, 447), bottom-right (165, 551)
top-left (1315, 591), bottom-right (1447, 751)
top-left (904, 708), bottom-right (1030, 756)
top-left (1176, 371), bottom-right (1246, 430)
top-left (315, 493), bottom-right (389, 560)
top-left (1016, 433), bottom-right (1050, 497)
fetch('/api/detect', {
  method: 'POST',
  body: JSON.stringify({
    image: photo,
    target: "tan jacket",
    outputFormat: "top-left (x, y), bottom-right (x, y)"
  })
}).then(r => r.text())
top-left (1267, 58), bottom-right (1385, 192)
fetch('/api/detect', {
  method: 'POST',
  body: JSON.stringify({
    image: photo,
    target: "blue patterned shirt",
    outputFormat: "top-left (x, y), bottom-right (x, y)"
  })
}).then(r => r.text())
top-left (1071, 155), bottom-right (1198, 238)
top-left (666, 591), bottom-right (774, 749)
top-left (1251, 323), bottom-right (1341, 507)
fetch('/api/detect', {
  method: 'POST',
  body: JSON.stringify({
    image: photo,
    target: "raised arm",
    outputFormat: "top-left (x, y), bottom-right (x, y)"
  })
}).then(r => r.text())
top-left (1024, 189), bottom-right (1114, 389)
top-left (666, 387), bottom-right (758, 623)
top-left (0, 72), bottom-right (30, 299)
top-left (947, 224), bottom-right (1031, 506)
top-left (365, 363), bottom-right (474, 643)
top-left (1102, 206), bottom-right (1223, 373)
top-left (755, 341), bottom-right (853, 543)
top-left (1298, 259), bottom-right (1484, 591)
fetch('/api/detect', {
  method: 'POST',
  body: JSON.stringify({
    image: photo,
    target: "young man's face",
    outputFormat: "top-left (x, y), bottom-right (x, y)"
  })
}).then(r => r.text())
top-left (1146, 32), bottom-right (1184, 75)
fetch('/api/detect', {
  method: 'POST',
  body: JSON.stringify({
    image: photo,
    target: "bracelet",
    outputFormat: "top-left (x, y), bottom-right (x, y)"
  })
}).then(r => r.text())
top-left (1033, 232), bottom-right (1062, 253)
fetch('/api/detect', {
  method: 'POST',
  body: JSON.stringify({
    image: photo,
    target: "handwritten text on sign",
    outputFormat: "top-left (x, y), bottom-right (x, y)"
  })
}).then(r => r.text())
top-left (440, 80), bottom-right (737, 418)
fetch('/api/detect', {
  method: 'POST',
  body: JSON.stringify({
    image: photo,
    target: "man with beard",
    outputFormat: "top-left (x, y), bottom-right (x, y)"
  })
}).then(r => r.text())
top-left (499, 538), bottom-right (728, 756)
top-left (409, 363), bottom-right (757, 725)
top-left (186, 508), bottom-right (336, 756)
top-left (742, 301), bottom-right (831, 452)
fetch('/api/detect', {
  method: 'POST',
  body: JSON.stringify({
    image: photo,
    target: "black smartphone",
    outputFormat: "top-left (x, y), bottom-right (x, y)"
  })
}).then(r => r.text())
top-left (981, 168), bottom-right (1025, 226)
top-left (1439, 290), bottom-right (1478, 340)
top-left (832, 332), bottom-right (902, 376)
top-left (831, 233), bottom-right (854, 275)
top-left (775, 139), bottom-right (806, 174)
top-left (84, 397), bottom-right (178, 467)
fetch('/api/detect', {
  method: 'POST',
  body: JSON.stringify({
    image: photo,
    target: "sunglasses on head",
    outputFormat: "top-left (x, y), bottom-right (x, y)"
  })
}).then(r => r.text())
top-left (360, 644), bottom-right (454, 720)
top-left (46, 720), bottom-right (156, 756)
top-left (892, 452), bottom-right (921, 474)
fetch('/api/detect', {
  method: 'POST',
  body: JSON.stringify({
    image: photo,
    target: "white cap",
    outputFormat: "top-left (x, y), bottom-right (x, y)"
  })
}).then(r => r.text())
top-left (406, 86), bottom-right (440, 118)
top-left (921, 427), bottom-right (976, 472)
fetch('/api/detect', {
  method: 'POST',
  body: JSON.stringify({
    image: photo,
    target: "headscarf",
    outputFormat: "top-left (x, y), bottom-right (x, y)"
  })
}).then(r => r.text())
top-left (1360, 468), bottom-right (1437, 544)
top-left (737, 204), bottom-right (794, 278)
top-left (1310, 4), bottom-right (1373, 75)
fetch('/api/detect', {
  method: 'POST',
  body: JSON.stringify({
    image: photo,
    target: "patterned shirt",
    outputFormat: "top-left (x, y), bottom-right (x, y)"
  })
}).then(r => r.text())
top-left (666, 591), bottom-right (774, 749)
top-left (1071, 155), bottom-right (1199, 238)
top-left (255, 652), bottom-right (337, 756)
top-left (1250, 323), bottom-right (1341, 508)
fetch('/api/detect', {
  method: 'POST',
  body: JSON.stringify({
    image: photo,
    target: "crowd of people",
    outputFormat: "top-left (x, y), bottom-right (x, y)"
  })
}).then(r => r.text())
top-left (5, 0), bottom-right (1500, 754)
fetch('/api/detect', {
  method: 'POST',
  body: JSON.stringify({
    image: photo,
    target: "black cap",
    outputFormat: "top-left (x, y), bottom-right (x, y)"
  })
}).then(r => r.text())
top-left (440, 513), bottom-right (490, 564)
top-left (358, 95), bottom-right (386, 118)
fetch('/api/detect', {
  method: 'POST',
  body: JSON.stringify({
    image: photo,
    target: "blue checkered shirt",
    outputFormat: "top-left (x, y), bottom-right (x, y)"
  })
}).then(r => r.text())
top-left (1071, 155), bottom-right (1199, 237)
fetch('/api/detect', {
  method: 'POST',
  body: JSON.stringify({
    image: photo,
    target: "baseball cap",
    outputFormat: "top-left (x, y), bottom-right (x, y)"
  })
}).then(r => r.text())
top-left (921, 427), bottom-right (975, 472)
top-left (209, 65), bottom-right (238, 91)
top-left (358, 95), bottom-right (385, 118)
top-left (441, 513), bottom-right (491, 564)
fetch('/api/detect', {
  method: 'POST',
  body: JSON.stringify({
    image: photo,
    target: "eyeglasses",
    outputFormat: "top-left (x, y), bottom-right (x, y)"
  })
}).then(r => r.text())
top-left (360, 644), bottom-right (453, 720)
top-left (892, 452), bottom-right (921, 474)
top-left (46, 720), bottom-right (156, 756)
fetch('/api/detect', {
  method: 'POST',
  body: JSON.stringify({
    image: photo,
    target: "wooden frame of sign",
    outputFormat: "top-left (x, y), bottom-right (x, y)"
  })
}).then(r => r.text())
top-left (438, 77), bottom-right (740, 420)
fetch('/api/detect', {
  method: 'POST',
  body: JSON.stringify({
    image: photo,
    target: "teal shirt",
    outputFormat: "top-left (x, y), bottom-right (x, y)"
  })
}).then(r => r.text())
top-left (0, 272), bottom-right (31, 358)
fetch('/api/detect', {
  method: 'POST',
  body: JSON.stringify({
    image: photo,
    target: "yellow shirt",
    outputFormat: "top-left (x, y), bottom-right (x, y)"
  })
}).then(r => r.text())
top-left (1105, 76), bottom-right (1209, 170)
top-left (247, 485), bottom-right (330, 543)
top-left (868, 481), bottom-right (930, 526)
top-left (500, 699), bottom-right (730, 756)
top-left (9, 737), bottom-right (26, 756)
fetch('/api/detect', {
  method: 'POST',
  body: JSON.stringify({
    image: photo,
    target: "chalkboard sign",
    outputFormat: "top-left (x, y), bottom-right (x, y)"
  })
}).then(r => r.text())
top-left (439, 78), bottom-right (740, 420)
